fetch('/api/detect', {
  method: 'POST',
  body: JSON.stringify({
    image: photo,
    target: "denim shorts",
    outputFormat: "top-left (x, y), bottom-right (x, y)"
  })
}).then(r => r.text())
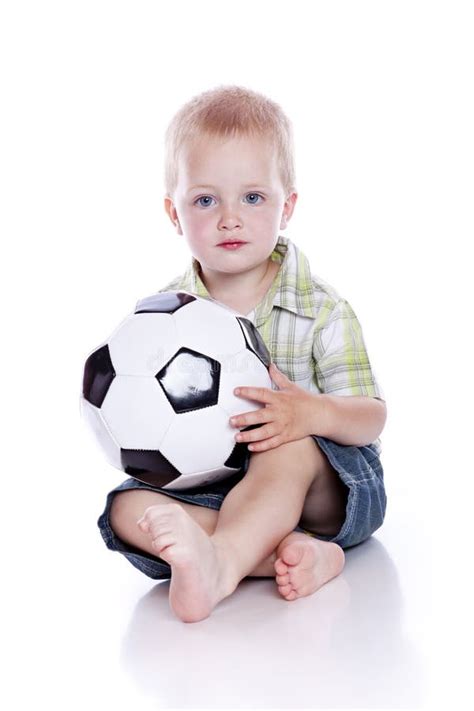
top-left (97, 435), bottom-right (387, 580)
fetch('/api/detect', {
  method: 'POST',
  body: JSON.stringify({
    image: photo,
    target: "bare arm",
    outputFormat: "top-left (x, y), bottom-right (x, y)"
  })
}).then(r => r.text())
top-left (230, 366), bottom-right (387, 452)
top-left (306, 393), bottom-right (387, 447)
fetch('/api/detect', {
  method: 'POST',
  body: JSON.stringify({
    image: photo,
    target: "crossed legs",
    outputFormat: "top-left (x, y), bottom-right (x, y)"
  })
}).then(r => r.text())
top-left (109, 436), bottom-right (348, 622)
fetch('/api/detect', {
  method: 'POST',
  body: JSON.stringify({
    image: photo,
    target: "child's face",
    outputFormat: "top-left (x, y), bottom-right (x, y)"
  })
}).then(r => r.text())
top-left (165, 133), bottom-right (297, 282)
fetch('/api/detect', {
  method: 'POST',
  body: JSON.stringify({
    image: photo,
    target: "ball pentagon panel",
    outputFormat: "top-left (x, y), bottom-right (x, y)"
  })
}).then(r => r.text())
top-left (236, 317), bottom-right (272, 368)
top-left (135, 291), bottom-right (197, 314)
top-left (82, 343), bottom-right (116, 408)
top-left (120, 448), bottom-right (182, 489)
top-left (156, 346), bottom-right (220, 413)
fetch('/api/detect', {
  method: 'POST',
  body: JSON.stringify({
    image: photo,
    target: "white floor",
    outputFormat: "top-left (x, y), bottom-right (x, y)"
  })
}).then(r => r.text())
top-left (6, 410), bottom-right (472, 711)
top-left (89, 511), bottom-right (429, 710)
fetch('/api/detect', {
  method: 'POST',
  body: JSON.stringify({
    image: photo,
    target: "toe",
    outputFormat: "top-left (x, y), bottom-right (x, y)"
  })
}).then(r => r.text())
top-left (281, 541), bottom-right (306, 567)
top-left (274, 558), bottom-right (288, 575)
top-left (278, 583), bottom-right (293, 596)
top-left (276, 573), bottom-right (290, 585)
top-left (137, 518), bottom-right (149, 532)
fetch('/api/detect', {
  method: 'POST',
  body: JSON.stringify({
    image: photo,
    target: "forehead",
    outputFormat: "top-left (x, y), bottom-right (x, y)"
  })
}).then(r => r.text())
top-left (178, 134), bottom-right (279, 185)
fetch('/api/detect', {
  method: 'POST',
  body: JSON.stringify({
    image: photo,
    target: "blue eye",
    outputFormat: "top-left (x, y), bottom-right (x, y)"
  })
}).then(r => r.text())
top-left (245, 193), bottom-right (263, 204)
top-left (195, 196), bottom-right (215, 207)
top-left (194, 193), bottom-right (264, 208)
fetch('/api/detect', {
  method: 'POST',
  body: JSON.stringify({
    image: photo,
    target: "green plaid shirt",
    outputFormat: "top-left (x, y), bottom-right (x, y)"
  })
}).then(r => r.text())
top-left (158, 235), bottom-right (384, 451)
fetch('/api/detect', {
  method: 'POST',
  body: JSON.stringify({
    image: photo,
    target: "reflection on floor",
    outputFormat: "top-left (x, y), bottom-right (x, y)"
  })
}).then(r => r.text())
top-left (118, 531), bottom-right (424, 709)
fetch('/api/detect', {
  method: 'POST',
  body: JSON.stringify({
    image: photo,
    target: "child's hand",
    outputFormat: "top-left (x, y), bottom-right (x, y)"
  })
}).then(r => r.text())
top-left (229, 363), bottom-right (321, 452)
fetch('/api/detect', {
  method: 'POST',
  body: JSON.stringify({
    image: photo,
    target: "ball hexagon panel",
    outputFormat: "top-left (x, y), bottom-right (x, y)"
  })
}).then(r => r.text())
top-left (157, 347), bottom-right (220, 413)
top-left (217, 348), bottom-right (273, 419)
top-left (101, 375), bottom-right (174, 450)
top-left (108, 312), bottom-right (178, 377)
top-left (80, 398), bottom-right (122, 469)
top-left (159, 404), bottom-right (240, 477)
top-left (173, 297), bottom-right (246, 363)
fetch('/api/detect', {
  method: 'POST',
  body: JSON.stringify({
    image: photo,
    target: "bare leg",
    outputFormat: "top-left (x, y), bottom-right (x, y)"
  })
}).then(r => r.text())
top-left (109, 432), bottom-right (344, 580)
top-left (110, 437), bottom-right (348, 610)
top-left (131, 436), bottom-right (345, 621)
top-left (208, 436), bottom-right (342, 588)
top-left (109, 488), bottom-right (278, 577)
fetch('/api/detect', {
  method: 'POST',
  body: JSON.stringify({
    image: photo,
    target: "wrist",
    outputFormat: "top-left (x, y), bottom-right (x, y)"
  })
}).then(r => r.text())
top-left (305, 392), bottom-right (333, 439)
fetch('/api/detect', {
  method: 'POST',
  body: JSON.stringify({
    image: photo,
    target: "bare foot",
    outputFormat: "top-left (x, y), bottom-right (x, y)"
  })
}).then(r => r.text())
top-left (137, 503), bottom-right (237, 623)
top-left (274, 531), bottom-right (345, 601)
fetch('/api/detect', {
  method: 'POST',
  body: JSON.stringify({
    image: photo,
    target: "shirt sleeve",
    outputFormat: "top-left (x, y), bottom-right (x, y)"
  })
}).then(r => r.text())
top-left (312, 299), bottom-right (384, 399)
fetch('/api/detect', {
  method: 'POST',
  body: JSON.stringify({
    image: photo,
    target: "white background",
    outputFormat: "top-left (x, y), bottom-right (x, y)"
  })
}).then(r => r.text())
top-left (1, 1), bottom-right (473, 709)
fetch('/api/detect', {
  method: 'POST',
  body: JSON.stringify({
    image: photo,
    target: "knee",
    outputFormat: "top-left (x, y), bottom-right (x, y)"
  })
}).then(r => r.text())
top-left (252, 435), bottom-right (314, 460)
top-left (109, 492), bottom-right (127, 536)
top-left (278, 436), bottom-right (322, 467)
top-left (109, 490), bottom-right (139, 538)
top-left (248, 436), bottom-right (320, 482)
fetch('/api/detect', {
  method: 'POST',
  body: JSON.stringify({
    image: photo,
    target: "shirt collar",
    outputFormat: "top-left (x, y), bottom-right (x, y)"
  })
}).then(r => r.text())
top-left (185, 235), bottom-right (320, 325)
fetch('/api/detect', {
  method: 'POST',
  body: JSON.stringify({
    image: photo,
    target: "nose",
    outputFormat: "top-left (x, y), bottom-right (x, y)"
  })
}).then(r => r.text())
top-left (217, 204), bottom-right (243, 231)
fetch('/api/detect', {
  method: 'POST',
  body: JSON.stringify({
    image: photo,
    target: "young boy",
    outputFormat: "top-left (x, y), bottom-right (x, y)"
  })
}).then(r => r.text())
top-left (97, 85), bottom-right (387, 623)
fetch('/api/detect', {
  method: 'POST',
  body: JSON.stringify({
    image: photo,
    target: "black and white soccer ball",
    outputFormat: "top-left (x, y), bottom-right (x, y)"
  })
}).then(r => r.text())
top-left (80, 291), bottom-right (272, 490)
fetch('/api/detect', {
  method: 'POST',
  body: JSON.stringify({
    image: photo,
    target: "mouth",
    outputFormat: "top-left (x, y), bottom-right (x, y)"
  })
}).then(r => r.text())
top-left (217, 240), bottom-right (247, 247)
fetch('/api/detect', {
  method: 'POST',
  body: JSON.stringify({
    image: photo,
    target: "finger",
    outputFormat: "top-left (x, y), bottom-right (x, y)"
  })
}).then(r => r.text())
top-left (247, 434), bottom-right (283, 452)
top-left (236, 423), bottom-right (275, 444)
top-left (270, 364), bottom-right (296, 391)
top-left (269, 362), bottom-right (290, 382)
top-left (234, 386), bottom-right (274, 404)
top-left (230, 408), bottom-right (272, 428)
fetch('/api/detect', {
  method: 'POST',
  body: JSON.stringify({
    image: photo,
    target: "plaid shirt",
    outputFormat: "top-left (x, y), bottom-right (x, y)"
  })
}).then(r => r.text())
top-left (158, 235), bottom-right (384, 451)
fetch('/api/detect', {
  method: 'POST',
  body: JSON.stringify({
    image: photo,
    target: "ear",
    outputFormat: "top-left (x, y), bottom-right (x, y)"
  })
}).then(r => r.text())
top-left (164, 196), bottom-right (183, 235)
top-left (280, 191), bottom-right (298, 229)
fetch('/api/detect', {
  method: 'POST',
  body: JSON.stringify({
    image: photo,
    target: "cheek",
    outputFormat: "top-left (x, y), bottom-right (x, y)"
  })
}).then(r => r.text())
top-left (182, 209), bottom-right (210, 233)
top-left (253, 208), bottom-right (281, 232)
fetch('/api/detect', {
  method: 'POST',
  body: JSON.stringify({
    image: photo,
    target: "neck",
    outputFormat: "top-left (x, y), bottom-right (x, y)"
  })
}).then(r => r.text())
top-left (199, 258), bottom-right (279, 311)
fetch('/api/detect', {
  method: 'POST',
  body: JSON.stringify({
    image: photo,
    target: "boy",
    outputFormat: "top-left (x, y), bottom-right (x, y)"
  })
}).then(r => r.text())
top-left (97, 85), bottom-right (387, 623)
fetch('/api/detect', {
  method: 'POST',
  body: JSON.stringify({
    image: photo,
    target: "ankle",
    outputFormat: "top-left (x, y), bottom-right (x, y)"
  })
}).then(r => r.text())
top-left (210, 535), bottom-right (243, 595)
top-left (247, 551), bottom-right (277, 577)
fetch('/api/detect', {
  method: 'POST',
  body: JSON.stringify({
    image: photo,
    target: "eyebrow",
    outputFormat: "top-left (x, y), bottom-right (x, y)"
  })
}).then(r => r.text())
top-left (187, 184), bottom-right (270, 192)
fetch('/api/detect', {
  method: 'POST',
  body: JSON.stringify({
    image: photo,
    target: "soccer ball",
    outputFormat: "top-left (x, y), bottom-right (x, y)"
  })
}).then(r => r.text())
top-left (80, 291), bottom-right (272, 490)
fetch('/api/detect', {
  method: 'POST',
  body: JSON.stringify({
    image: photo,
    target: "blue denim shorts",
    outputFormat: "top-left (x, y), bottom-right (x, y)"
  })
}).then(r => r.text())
top-left (97, 435), bottom-right (387, 580)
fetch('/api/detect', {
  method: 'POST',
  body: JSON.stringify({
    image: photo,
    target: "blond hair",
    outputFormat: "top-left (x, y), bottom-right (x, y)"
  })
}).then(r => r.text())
top-left (164, 84), bottom-right (296, 199)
